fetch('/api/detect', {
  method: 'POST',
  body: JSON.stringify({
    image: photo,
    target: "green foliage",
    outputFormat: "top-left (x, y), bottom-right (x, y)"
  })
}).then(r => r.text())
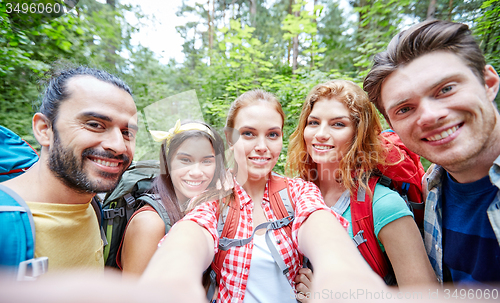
top-left (2, 0), bottom-right (499, 171)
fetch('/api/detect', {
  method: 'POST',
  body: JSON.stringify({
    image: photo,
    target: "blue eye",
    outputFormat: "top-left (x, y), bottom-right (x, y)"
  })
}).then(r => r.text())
top-left (307, 120), bottom-right (319, 126)
top-left (439, 85), bottom-right (453, 95)
top-left (396, 106), bottom-right (412, 115)
top-left (333, 122), bottom-right (345, 127)
top-left (241, 131), bottom-right (253, 137)
top-left (268, 132), bottom-right (281, 139)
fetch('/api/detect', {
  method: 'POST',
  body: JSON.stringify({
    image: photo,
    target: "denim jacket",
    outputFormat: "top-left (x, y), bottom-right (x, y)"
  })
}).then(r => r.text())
top-left (423, 156), bottom-right (500, 283)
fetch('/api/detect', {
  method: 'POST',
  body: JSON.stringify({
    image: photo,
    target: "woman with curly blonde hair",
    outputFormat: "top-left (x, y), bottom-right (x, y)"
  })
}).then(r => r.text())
top-left (287, 80), bottom-right (436, 288)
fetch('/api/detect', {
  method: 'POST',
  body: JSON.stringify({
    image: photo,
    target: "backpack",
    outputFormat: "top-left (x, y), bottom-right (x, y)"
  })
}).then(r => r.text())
top-left (101, 160), bottom-right (172, 268)
top-left (208, 172), bottom-right (296, 293)
top-left (0, 126), bottom-right (45, 280)
top-left (349, 130), bottom-right (425, 283)
top-left (0, 125), bottom-right (38, 182)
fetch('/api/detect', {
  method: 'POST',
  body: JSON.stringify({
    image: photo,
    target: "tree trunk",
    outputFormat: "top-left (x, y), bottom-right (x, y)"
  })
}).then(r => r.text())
top-left (447, 0), bottom-right (453, 21)
top-left (207, 0), bottom-right (213, 65)
top-left (427, 0), bottom-right (437, 20)
top-left (249, 0), bottom-right (257, 27)
top-left (292, 0), bottom-right (299, 72)
top-left (106, 0), bottom-right (117, 67)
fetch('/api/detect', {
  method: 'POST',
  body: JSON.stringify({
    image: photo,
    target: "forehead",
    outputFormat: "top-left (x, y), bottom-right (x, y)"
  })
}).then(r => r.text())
top-left (311, 97), bottom-right (349, 115)
top-left (234, 102), bottom-right (283, 128)
top-left (58, 76), bottom-right (137, 125)
top-left (175, 136), bottom-right (214, 155)
top-left (380, 51), bottom-right (475, 107)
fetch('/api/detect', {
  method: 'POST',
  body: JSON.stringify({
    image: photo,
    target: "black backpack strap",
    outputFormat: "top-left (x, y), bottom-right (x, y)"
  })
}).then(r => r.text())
top-left (136, 194), bottom-right (171, 234)
top-left (91, 196), bottom-right (108, 246)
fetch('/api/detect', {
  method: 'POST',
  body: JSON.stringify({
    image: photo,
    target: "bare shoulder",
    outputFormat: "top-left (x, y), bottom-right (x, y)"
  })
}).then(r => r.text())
top-left (127, 209), bottom-right (166, 235)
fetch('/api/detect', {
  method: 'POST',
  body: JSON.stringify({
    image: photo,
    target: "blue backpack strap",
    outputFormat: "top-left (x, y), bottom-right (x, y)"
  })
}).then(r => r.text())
top-left (0, 184), bottom-right (48, 280)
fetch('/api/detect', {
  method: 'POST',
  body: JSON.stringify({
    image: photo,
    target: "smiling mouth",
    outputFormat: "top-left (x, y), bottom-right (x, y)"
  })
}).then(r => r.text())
top-left (424, 124), bottom-right (461, 142)
top-left (184, 180), bottom-right (204, 186)
top-left (313, 144), bottom-right (334, 150)
top-left (89, 157), bottom-right (119, 167)
top-left (249, 157), bottom-right (270, 162)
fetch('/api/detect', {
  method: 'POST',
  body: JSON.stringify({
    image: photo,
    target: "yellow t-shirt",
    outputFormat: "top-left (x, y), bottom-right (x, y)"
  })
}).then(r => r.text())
top-left (26, 201), bottom-right (104, 272)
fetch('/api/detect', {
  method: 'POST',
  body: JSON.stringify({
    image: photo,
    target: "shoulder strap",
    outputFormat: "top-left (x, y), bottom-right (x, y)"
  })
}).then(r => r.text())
top-left (137, 194), bottom-right (171, 234)
top-left (269, 172), bottom-right (294, 240)
top-left (211, 193), bottom-right (240, 284)
top-left (350, 177), bottom-right (389, 279)
top-left (0, 184), bottom-right (48, 281)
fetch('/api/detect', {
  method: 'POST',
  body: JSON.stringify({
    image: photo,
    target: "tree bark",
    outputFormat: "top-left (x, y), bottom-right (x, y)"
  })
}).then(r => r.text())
top-left (292, 0), bottom-right (299, 72)
top-left (249, 0), bottom-right (257, 27)
top-left (427, 0), bottom-right (437, 20)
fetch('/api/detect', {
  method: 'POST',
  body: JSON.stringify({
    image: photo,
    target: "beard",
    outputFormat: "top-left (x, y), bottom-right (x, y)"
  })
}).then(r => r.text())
top-left (48, 128), bottom-right (131, 194)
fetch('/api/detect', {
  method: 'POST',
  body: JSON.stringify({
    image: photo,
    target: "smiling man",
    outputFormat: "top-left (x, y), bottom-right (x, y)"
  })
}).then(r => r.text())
top-left (1, 67), bottom-right (138, 273)
top-left (364, 20), bottom-right (500, 286)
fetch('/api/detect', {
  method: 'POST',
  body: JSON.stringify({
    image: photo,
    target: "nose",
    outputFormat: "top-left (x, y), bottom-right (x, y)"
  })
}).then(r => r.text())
top-left (101, 128), bottom-right (128, 155)
top-left (314, 123), bottom-right (330, 141)
top-left (416, 98), bottom-right (448, 128)
top-left (254, 135), bottom-right (268, 153)
top-left (188, 163), bottom-right (203, 178)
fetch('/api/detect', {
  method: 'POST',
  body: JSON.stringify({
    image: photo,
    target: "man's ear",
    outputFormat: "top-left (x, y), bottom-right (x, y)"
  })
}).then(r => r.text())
top-left (33, 113), bottom-right (52, 147)
top-left (484, 65), bottom-right (500, 103)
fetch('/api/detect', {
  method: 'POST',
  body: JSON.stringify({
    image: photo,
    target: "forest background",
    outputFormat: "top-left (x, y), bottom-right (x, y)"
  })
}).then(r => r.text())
top-left (1, 0), bottom-right (499, 173)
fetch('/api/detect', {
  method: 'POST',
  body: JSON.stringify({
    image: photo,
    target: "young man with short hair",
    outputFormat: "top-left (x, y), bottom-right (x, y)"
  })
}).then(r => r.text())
top-left (364, 20), bottom-right (500, 285)
top-left (1, 67), bottom-right (138, 274)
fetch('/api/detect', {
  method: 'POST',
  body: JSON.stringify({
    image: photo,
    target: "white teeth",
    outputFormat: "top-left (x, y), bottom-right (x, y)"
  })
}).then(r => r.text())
top-left (251, 158), bottom-right (268, 162)
top-left (314, 145), bottom-right (333, 150)
top-left (185, 181), bottom-right (203, 186)
top-left (426, 126), bottom-right (459, 142)
top-left (93, 159), bottom-right (118, 167)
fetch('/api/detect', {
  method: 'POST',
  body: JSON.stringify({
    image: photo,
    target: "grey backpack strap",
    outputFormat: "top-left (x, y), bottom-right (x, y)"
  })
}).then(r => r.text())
top-left (278, 188), bottom-right (294, 217)
top-left (331, 189), bottom-right (350, 215)
top-left (138, 194), bottom-right (171, 234)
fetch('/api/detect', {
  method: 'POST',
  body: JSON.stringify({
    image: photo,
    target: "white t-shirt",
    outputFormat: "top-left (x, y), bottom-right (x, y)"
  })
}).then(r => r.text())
top-left (243, 233), bottom-right (296, 303)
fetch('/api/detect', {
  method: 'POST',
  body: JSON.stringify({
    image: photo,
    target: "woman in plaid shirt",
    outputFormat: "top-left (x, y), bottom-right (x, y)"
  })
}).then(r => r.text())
top-left (143, 90), bottom-right (387, 303)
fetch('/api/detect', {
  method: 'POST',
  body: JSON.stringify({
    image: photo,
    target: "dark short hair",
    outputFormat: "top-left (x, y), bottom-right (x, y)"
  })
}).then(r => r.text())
top-left (364, 20), bottom-right (486, 120)
top-left (40, 66), bottom-right (132, 126)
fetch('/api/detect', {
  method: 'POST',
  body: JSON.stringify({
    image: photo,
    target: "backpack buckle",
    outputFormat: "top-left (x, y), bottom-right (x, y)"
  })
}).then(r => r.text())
top-left (17, 257), bottom-right (48, 281)
top-left (103, 207), bottom-right (125, 219)
top-left (353, 230), bottom-right (367, 247)
top-left (270, 215), bottom-right (294, 230)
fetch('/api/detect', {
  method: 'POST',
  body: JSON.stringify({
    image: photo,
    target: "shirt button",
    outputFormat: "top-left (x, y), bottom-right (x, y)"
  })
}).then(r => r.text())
top-left (277, 240), bottom-right (281, 244)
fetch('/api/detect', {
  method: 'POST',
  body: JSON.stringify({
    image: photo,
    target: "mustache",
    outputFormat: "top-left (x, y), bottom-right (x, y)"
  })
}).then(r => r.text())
top-left (82, 148), bottom-right (131, 164)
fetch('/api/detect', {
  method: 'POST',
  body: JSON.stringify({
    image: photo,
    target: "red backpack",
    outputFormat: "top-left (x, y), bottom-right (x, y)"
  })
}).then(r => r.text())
top-left (350, 130), bottom-right (425, 281)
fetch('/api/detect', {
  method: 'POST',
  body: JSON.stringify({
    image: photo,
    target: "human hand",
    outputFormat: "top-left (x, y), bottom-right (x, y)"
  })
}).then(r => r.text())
top-left (295, 267), bottom-right (313, 303)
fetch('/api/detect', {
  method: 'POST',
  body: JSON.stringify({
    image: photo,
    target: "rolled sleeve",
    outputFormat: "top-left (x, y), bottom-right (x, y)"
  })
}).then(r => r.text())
top-left (289, 178), bottom-right (349, 251)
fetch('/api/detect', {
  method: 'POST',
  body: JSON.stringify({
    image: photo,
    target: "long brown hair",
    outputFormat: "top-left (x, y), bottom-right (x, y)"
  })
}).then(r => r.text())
top-left (287, 80), bottom-right (386, 195)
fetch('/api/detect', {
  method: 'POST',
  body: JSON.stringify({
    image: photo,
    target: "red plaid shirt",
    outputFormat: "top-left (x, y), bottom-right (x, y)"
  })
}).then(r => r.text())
top-left (165, 176), bottom-right (348, 303)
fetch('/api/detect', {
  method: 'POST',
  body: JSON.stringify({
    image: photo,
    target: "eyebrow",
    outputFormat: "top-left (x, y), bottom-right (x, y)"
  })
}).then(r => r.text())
top-left (79, 111), bottom-right (139, 131)
top-left (308, 115), bottom-right (350, 120)
top-left (176, 153), bottom-right (215, 158)
top-left (240, 126), bottom-right (282, 131)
